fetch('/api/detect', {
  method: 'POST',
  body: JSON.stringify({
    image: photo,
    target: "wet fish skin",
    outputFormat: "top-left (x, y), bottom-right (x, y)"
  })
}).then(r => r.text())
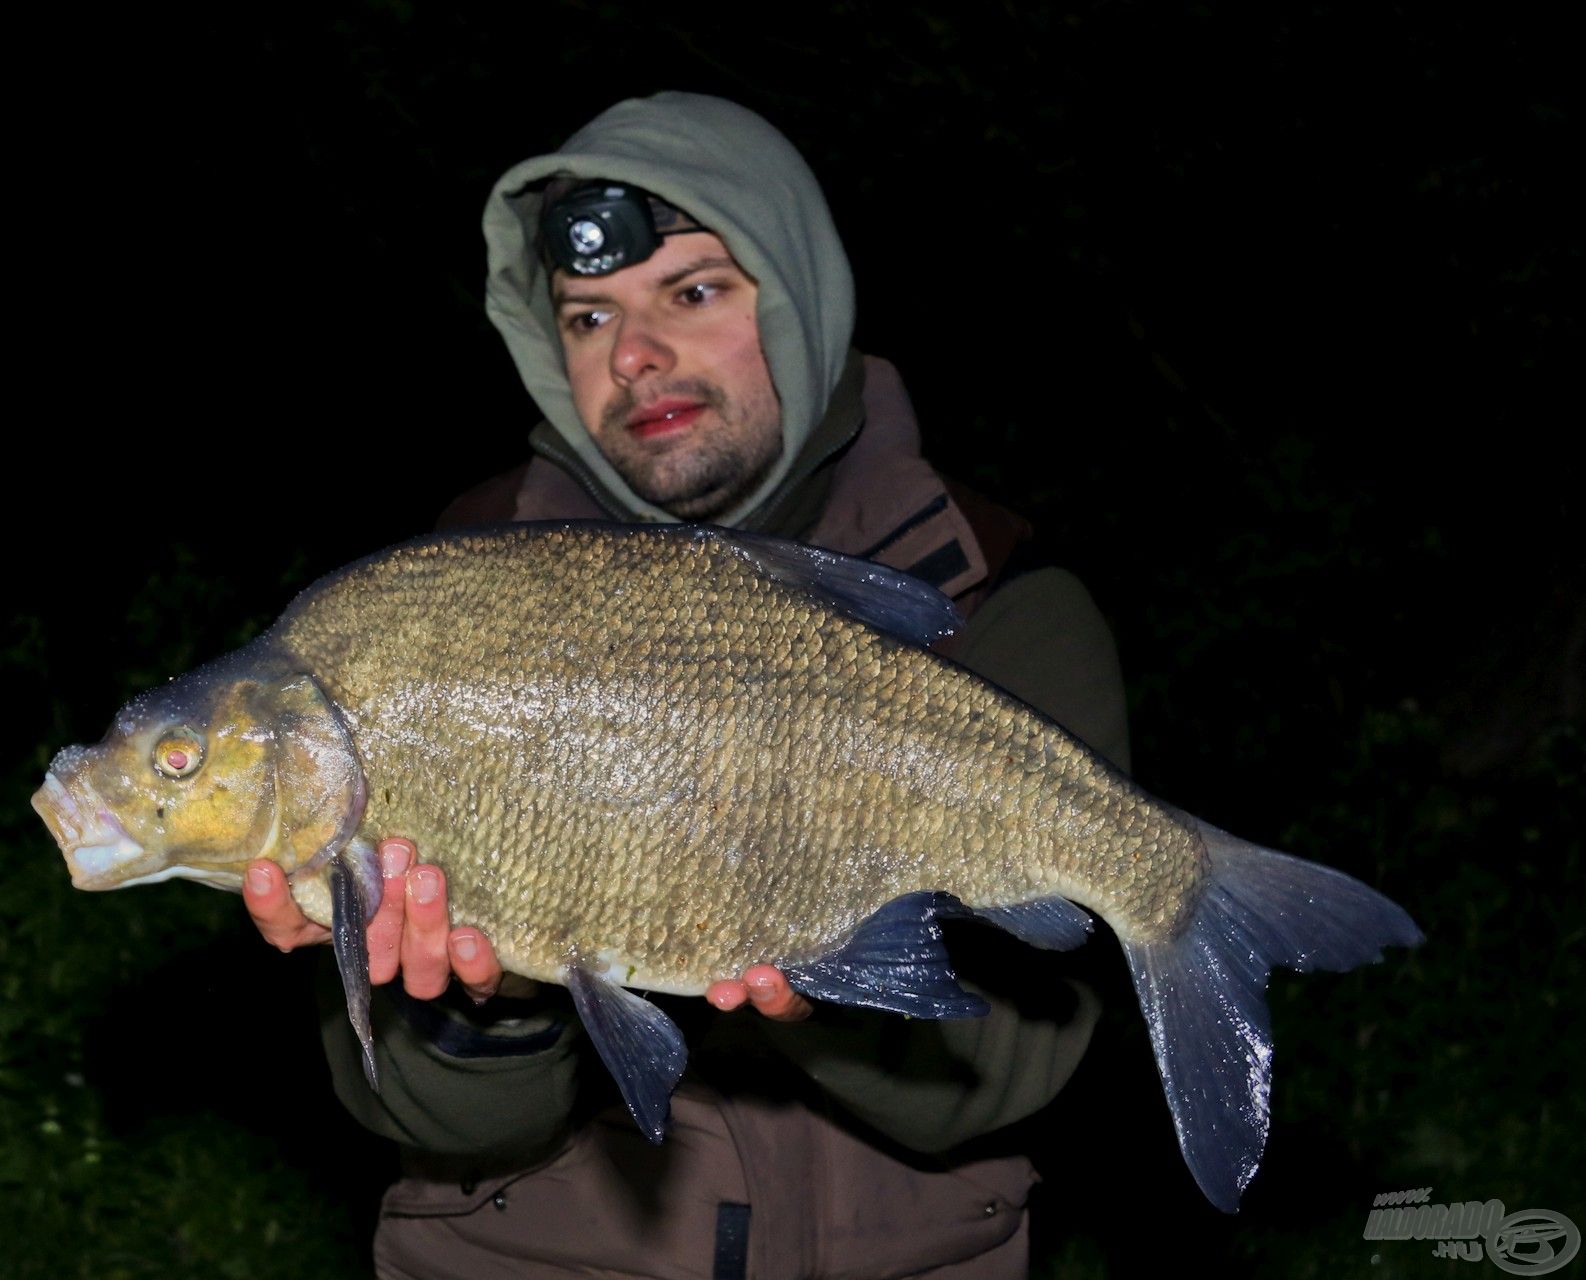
top-left (270, 525), bottom-right (1204, 983)
top-left (31, 521), bottom-right (1422, 1211)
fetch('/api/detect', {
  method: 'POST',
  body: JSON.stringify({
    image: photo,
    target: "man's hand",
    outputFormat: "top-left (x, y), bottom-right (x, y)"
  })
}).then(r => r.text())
top-left (243, 838), bottom-right (505, 1003)
top-left (706, 965), bottom-right (813, 1022)
top-left (244, 840), bottom-right (811, 1020)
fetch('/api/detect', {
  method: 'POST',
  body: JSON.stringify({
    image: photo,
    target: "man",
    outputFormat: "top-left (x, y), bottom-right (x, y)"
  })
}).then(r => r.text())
top-left (247, 92), bottom-right (1129, 1278)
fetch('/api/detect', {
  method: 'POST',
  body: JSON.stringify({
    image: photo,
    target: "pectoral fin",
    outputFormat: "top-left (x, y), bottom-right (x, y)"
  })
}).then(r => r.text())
top-left (328, 841), bottom-right (382, 1091)
top-left (782, 891), bottom-right (991, 1018)
top-left (565, 963), bottom-right (688, 1143)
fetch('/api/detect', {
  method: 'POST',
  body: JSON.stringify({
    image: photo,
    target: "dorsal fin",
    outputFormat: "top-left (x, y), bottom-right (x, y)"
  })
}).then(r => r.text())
top-left (705, 527), bottom-right (962, 647)
top-left (276, 521), bottom-right (963, 650)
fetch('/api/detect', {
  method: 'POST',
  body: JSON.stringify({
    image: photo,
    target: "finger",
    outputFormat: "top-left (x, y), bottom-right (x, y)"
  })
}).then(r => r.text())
top-left (243, 859), bottom-right (329, 951)
top-left (707, 979), bottom-right (750, 1011)
top-left (447, 927), bottom-right (504, 1003)
top-left (366, 838), bottom-right (414, 986)
top-left (743, 965), bottom-right (813, 1022)
top-left (400, 863), bottom-right (453, 1000)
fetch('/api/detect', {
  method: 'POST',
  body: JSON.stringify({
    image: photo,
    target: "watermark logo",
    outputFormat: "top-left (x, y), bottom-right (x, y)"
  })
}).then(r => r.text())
top-left (1365, 1189), bottom-right (1579, 1274)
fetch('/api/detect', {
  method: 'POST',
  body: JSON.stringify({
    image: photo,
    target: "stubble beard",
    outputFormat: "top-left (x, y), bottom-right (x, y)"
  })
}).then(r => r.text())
top-left (599, 377), bottom-right (784, 521)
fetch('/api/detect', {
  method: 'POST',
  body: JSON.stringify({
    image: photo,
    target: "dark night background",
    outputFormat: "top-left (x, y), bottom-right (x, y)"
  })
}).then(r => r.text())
top-left (4, 3), bottom-right (1580, 1277)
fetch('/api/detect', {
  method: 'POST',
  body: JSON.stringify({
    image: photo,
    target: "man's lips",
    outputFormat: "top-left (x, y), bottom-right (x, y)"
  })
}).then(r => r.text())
top-left (627, 400), bottom-right (707, 439)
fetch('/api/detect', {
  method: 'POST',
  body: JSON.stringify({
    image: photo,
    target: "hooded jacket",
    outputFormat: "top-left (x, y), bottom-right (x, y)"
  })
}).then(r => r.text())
top-left (483, 91), bottom-right (856, 530)
top-left (325, 92), bottom-right (1131, 1279)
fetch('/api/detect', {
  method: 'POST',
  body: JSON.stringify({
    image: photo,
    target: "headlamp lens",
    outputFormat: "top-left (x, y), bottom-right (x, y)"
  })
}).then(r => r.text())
top-left (568, 218), bottom-right (607, 254)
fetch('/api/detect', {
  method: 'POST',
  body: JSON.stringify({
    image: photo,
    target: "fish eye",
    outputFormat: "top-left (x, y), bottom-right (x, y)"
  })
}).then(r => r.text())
top-left (153, 728), bottom-right (205, 780)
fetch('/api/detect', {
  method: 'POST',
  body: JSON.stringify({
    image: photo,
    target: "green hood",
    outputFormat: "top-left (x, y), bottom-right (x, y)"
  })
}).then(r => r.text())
top-left (483, 92), bottom-right (857, 525)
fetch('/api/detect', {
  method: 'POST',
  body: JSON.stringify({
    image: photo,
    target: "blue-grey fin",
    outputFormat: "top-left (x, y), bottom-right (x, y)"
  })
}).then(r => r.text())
top-left (292, 522), bottom-right (961, 647)
top-left (782, 891), bottom-right (991, 1018)
top-left (329, 840), bottom-right (382, 1092)
top-left (970, 896), bottom-right (1094, 949)
top-left (564, 962), bottom-right (688, 1144)
top-left (1124, 816), bottom-right (1424, 1213)
top-left (709, 528), bottom-right (962, 646)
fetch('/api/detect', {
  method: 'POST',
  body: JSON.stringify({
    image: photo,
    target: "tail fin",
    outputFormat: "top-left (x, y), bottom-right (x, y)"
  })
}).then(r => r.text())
top-left (1121, 818), bottom-right (1422, 1212)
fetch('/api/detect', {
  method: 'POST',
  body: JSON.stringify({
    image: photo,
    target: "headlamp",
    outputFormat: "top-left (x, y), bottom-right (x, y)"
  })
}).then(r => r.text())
top-left (539, 182), bottom-right (701, 276)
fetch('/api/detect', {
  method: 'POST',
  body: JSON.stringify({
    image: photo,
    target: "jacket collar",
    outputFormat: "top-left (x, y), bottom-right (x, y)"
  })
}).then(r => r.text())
top-left (516, 353), bottom-right (989, 600)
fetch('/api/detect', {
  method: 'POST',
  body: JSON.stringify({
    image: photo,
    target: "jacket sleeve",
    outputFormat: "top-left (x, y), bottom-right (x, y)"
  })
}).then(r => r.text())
top-left (319, 961), bottom-right (584, 1167)
top-left (952, 566), bottom-right (1131, 773)
top-left (754, 564), bottom-right (1130, 1152)
top-left (754, 964), bottom-right (1103, 1154)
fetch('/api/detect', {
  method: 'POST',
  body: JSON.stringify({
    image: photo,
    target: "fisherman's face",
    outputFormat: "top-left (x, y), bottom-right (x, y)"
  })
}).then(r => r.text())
top-left (552, 232), bottom-right (783, 520)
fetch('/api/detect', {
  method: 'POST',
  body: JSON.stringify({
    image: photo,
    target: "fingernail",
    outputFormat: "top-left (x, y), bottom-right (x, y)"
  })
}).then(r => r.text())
top-left (452, 935), bottom-right (478, 963)
top-left (380, 844), bottom-right (411, 879)
top-left (246, 867), bottom-right (272, 897)
top-left (411, 867), bottom-right (441, 905)
top-left (747, 972), bottom-right (774, 990)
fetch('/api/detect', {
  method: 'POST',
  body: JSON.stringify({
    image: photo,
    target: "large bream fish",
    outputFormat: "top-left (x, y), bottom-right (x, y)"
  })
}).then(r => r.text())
top-left (33, 523), bottom-right (1419, 1210)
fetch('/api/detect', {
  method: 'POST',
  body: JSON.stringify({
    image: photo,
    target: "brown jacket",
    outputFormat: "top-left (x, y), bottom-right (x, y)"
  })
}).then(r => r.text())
top-left (327, 357), bottom-right (1129, 1279)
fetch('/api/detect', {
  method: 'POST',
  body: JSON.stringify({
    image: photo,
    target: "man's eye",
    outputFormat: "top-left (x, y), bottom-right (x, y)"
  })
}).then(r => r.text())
top-left (564, 309), bottom-right (611, 334)
top-left (678, 282), bottom-right (722, 306)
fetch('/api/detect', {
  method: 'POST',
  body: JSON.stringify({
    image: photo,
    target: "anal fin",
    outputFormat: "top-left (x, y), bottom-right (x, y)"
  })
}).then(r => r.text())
top-left (782, 891), bottom-right (990, 1018)
top-left (970, 895), bottom-right (1094, 949)
top-left (565, 963), bottom-right (688, 1143)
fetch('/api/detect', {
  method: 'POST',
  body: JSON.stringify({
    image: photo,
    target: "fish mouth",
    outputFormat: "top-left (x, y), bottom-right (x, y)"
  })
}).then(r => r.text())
top-left (32, 770), bottom-right (148, 889)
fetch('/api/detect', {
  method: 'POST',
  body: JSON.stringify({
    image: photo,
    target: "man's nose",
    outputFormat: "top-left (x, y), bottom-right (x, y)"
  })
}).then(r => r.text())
top-left (610, 318), bottom-right (676, 384)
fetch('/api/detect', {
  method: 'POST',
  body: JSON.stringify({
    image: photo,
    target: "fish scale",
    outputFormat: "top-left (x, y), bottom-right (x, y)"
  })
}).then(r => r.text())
top-left (34, 520), bottom-right (1420, 1211)
top-left (280, 525), bottom-right (1099, 983)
